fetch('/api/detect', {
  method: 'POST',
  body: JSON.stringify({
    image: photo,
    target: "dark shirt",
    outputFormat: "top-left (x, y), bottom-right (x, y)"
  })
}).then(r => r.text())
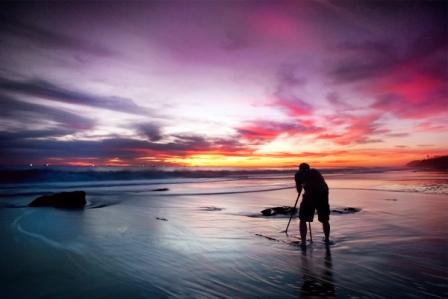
top-left (295, 168), bottom-right (328, 195)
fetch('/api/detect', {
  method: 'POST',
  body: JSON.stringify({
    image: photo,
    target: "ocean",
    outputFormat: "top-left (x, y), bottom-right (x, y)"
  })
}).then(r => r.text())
top-left (0, 167), bottom-right (447, 298)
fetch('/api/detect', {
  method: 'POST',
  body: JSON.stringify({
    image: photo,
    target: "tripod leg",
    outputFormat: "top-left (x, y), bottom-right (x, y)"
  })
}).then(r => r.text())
top-left (308, 222), bottom-right (312, 243)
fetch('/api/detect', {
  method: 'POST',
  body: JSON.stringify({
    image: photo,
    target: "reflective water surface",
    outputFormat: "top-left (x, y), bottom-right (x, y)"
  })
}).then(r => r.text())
top-left (0, 170), bottom-right (446, 298)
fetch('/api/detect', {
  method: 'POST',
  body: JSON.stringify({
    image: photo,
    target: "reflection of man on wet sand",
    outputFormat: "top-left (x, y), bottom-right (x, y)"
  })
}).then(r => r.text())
top-left (300, 246), bottom-right (336, 298)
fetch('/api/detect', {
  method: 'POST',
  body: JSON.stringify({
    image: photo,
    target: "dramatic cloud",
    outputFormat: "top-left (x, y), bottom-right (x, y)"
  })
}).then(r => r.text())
top-left (0, 129), bottom-right (77, 142)
top-left (318, 114), bottom-right (387, 145)
top-left (1, 94), bottom-right (95, 130)
top-left (0, 76), bottom-right (149, 115)
top-left (0, 133), bottom-right (251, 166)
top-left (137, 123), bottom-right (162, 142)
top-left (238, 120), bottom-right (321, 143)
top-left (272, 65), bottom-right (313, 117)
top-left (0, 13), bottom-right (115, 57)
top-left (0, 1), bottom-right (446, 167)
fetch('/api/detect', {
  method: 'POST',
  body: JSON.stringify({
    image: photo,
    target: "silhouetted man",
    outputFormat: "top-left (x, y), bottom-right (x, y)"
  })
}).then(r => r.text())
top-left (295, 163), bottom-right (330, 244)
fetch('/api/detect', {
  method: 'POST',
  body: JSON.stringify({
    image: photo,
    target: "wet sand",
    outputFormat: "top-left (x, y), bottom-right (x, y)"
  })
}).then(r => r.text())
top-left (0, 171), bottom-right (447, 298)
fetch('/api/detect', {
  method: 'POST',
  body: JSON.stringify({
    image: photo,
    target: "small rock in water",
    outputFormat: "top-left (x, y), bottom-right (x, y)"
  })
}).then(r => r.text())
top-left (28, 191), bottom-right (86, 209)
top-left (384, 198), bottom-right (398, 201)
top-left (151, 188), bottom-right (169, 192)
top-left (156, 217), bottom-right (168, 221)
top-left (261, 206), bottom-right (298, 216)
top-left (200, 206), bottom-right (223, 211)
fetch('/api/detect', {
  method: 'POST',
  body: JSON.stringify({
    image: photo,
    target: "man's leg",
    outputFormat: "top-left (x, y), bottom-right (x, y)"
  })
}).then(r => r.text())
top-left (299, 198), bottom-right (314, 245)
top-left (317, 191), bottom-right (330, 243)
top-left (322, 221), bottom-right (330, 242)
top-left (300, 220), bottom-right (307, 243)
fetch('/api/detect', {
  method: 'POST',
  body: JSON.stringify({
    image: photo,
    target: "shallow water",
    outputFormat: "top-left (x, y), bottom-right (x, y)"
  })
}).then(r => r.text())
top-left (0, 170), bottom-right (447, 298)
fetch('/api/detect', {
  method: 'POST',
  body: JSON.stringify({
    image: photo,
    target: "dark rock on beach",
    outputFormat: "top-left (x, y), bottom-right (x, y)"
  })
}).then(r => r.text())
top-left (151, 188), bottom-right (169, 192)
top-left (331, 207), bottom-right (361, 214)
top-left (261, 206), bottom-right (297, 216)
top-left (28, 191), bottom-right (86, 209)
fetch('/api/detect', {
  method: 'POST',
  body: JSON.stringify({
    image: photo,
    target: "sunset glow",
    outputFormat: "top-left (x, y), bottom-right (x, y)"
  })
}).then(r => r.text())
top-left (0, 1), bottom-right (446, 167)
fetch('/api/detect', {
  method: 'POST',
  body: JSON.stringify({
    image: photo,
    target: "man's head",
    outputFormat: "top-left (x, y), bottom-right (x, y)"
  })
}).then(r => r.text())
top-left (299, 163), bottom-right (310, 171)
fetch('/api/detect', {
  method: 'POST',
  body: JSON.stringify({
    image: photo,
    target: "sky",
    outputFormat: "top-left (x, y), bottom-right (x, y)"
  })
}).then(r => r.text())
top-left (0, 0), bottom-right (447, 168)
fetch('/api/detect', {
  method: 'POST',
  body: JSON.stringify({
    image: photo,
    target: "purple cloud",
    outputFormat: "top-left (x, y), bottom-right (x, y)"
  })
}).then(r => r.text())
top-left (1, 94), bottom-right (95, 130)
top-left (0, 76), bottom-right (149, 115)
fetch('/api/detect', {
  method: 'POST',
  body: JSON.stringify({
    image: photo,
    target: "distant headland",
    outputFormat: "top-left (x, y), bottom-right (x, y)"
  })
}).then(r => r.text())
top-left (407, 156), bottom-right (448, 170)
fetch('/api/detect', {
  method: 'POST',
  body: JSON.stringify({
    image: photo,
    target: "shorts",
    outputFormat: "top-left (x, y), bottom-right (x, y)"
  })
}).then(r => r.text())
top-left (299, 192), bottom-right (330, 223)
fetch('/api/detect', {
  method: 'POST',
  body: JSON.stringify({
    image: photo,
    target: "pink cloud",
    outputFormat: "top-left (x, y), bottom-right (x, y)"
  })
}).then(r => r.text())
top-left (271, 65), bottom-right (313, 117)
top-left (275, 97), bottom-right (313, 117)
top-left (369, 62), bottom-right (448, 119)
top-left (318, 114), bottom-right (387, 145)
top-left (238, 120), bottom-right (321, 143)
top-left (415, 121), bottom-right (447, 133)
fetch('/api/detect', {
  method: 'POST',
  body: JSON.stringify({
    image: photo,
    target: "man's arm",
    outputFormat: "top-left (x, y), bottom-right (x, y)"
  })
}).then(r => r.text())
top-left (295, 173), bottom-right (302, 193)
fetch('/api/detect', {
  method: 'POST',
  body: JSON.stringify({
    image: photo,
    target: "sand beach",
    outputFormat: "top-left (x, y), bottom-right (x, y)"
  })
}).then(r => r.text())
top-left (0, 169), bottom-right (446, 298)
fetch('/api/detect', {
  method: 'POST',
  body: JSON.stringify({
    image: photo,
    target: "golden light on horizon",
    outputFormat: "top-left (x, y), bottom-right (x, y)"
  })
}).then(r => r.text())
top-left (162, 148), bottom-right (448, 169)
top-left (165, 154), bottom-right (297, 168)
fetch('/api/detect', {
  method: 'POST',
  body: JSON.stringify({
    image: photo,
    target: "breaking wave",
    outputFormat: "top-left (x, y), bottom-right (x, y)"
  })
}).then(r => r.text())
top-left (0, 166), bottom-right (399, 184)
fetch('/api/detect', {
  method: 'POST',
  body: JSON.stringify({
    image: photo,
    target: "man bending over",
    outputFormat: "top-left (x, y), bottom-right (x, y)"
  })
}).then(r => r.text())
top-left (295, 163), bottom-right (330, 244)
